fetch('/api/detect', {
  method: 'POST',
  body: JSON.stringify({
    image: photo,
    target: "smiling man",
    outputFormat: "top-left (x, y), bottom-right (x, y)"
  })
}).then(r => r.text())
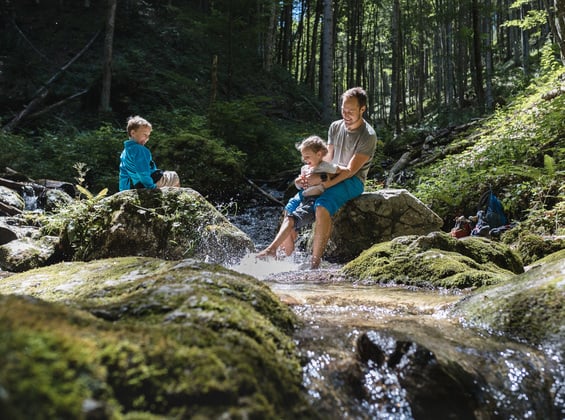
top-left (301, 87), bottom-right (377, 268)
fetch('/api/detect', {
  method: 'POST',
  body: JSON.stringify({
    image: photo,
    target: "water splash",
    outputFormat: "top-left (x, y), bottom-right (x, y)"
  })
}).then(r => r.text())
top-left (21, 185), bottom-right (38, 211)
top-left (228, 252), bottom-right (308, 280)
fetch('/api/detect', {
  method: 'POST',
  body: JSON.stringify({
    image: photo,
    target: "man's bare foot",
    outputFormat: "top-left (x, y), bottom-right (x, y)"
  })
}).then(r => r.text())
top-left (256, 248), bottom-right (276, 260)
top-left (310, 255), bottom-right (322, 269)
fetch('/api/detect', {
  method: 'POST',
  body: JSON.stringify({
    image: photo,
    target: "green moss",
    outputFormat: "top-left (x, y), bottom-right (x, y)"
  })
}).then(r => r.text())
top-left (452, 257), bottom-right (565, 345)
top-left (0, 296), bottom-right (116, 419)
top-left (342, 232), bottom-right (521, 289)
top-left (48, 188), bottom-right (253, 263)
top-left (0, 257), bottom-right (312, 418)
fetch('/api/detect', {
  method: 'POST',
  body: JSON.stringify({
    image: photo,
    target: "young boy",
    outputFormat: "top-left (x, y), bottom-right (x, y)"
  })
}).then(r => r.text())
top-left (257, 135), bottom-right (343, 258)
top-left (118, 116), bottom-right (180, 191)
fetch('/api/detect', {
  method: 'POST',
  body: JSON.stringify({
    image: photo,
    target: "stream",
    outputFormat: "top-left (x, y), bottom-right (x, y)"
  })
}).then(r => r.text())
top-left (225, 203), bottom-right (564, 419)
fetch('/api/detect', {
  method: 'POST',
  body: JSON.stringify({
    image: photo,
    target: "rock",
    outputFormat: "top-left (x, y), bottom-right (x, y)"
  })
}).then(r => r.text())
top-left (0, 226), bottom-right (17, 245)
top-left (342, 231), bottom-right (523, 289)
top-left (0, 257), bottom-right (313, 418)
top-left (450, 251), bottom-right (565, 347)
top-left (59, 188), bottom-right (254, 265)
top-left (0, 235), bottom-right (61, 272)
top-left (0, 217), bottom-right (63, 273)
top-left (349, 329), bottom-right (556, 419)
top-left (40, 188), bottom-right (74, 212)
top-left (325, 189), bottom-right (444, 262)
top-left (0, 185), bottom-right (25, 215)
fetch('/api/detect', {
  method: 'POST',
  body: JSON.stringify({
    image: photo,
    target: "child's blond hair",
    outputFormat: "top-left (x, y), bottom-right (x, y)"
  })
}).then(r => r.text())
top-left (296, 135), bottom-right (329, 157)
top-left (127, 115), bottom-right (152, 134)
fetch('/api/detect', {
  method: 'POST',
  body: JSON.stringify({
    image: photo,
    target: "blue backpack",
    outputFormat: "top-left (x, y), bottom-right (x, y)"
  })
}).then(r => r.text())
top-left (479, 191), bottom-right (507, 228)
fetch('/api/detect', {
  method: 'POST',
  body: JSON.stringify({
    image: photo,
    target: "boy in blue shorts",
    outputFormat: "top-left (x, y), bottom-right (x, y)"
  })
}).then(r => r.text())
top-left (257, 135), bottom-right (343, 259)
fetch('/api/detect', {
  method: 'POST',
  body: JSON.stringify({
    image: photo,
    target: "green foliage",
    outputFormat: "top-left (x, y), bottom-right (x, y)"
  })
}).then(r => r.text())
top-left (208, 97), bottom-right (308, 178)
top-left (0, 131), bottom-right (38, 173)
top-left (150, 128), bottom-right (246, 200)
top-left (409, 68), bottom-right (565, 234)
top-left (539, 41), bottom-right (563, 74)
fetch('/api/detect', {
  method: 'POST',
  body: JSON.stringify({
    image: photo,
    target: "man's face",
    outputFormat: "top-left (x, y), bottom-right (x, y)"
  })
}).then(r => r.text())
top-left (341, 97), bottom-right (366, 131)
top-left (130, 126), bottom-right (152, 145)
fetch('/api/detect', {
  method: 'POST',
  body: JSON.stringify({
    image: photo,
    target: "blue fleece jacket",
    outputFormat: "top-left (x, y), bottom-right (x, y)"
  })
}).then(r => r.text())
top-left (119, 139), bottom-right (158, 190)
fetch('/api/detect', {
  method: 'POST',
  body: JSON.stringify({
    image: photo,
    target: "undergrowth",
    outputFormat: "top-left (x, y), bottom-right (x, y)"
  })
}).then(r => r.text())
top-left (409, 59), bottom-right (565, 236)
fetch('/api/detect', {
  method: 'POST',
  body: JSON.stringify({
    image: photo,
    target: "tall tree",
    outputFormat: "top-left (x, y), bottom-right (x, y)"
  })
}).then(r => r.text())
top-left (471, 0), bottom-right (486, 113)
top-left (544, 0), bottom-right (565, 63)
top-left (389, 0), bottom-right (402, 132)
top-left (555, 0), bottom-right (565, 62)
top-left (321, 0), bottom-right (334, 122)
top-left (99, 0), bottom-right (116, 113)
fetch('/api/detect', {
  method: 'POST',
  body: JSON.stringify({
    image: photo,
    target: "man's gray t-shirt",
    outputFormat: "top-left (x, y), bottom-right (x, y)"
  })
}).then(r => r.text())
top-left (327, 119), bottom-right (377, 183)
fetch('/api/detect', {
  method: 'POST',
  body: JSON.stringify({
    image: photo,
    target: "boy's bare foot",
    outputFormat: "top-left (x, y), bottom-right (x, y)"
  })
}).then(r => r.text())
top-left (256, 248), bottom-right (276, 260)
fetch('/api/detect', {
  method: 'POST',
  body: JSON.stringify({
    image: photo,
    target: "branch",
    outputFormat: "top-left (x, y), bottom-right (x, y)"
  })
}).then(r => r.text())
top-left (27, 89), bottom-right (88, 120)
top-left (2, 30), bottom-right (101, 132)
top-left (12, 19), bottom-right (50, 62)
top-left (246, 178), bottom-right (285, 207)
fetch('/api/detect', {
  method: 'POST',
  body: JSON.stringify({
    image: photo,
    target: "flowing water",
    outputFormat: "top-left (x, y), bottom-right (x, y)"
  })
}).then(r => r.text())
top-left (226, 203), bottom-right (564, 419)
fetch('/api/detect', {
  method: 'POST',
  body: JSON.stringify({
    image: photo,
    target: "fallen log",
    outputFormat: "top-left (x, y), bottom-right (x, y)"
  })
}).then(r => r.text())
top-left (0, 201), bottom-right (22, 216)
top-left (246, 178), bottom-right (285, 207)
top-left (386, 150), bottom-right (413, 187)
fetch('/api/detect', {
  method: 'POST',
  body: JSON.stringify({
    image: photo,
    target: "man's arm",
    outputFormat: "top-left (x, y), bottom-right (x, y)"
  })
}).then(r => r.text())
top-left (320, 153), bottom-right (371, 189)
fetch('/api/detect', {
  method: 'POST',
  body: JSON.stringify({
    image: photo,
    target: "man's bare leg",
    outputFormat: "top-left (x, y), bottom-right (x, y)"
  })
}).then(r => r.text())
top-left (257, 215), bottom-right (296, 258)
top-left (311, 206), bottom-right (332, 269)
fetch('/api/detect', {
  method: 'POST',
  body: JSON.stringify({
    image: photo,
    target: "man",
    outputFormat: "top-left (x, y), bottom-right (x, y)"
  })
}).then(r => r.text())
top-left (281, 87), bottom-right (378, 268)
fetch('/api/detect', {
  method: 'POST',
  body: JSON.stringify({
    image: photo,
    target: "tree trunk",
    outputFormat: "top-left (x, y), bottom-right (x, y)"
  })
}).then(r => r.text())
top-left (321, 0), bottom-right (334, 123)
top-left (485, 0), bottom-right (494, 111)
top-left (263, 0), bottom-right (277, 72)
top-left (556, 0), bottom-right (565, 63)
top-left (520, 3), bottom-right (530, 76)
top-left (388, 0), bottom-right (402, 133)
top-left (99, 0), bottom-right (117, 113)
top-left (471, 0), bottom-right (485, 113)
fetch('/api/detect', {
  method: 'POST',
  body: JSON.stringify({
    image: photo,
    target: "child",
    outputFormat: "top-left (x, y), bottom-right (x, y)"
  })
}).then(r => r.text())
top-left (119, 116), bottom-right (181, 191)
top-left (257, 135), bottom-right (342, 259)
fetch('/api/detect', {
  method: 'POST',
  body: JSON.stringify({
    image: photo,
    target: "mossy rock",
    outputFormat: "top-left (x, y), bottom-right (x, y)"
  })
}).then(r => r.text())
top-left (341, 231), bottom-right (523, 289)
top-left (502, 227), bottom-right (565, 266)
top-left (450, 253), bottom-right (565, 346)
top-left (0, 257), bottom-right (314, 419)
top-left (58, 188), bottom-right (254, 264)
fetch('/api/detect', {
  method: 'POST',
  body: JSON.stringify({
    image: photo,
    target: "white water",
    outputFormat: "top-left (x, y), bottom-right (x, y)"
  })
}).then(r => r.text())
top-left (228, 252), bottom-right (307, 279)
top-left (225, 200), bottom-right (316, 279)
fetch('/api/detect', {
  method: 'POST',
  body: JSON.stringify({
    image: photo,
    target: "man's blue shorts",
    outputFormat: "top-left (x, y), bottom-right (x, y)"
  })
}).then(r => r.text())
top-left (284, 177), bottom-right (364, 228)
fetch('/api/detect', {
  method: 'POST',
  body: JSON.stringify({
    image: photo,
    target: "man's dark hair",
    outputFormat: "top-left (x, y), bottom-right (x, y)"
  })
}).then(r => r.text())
top-left (341, 87), bottom-right (368, 108)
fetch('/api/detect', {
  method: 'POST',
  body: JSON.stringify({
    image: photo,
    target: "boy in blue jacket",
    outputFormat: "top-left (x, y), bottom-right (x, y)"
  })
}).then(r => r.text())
top-left (119, 116), bottom-right (180, 191)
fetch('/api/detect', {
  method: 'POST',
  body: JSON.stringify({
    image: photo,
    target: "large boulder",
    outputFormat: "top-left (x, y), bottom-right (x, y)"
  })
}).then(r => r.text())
top-left (450, 250), bottom-right (565, 347)
top-left (60, 188), bottom-right (254, 265)
top-left (342, 231), bottom-right (524, 289)
top-left (0, 257), bottom-right (313, 418)
top-left (325, 189), bottom-right (444, 262)
top-left (0, 235), bottom-right (61, 272)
